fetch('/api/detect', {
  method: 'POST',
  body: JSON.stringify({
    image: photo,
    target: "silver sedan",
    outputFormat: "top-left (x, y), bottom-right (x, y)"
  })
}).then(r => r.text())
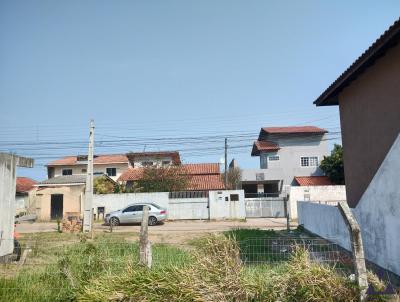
top-left (104, 203), bottom-right (167, 226)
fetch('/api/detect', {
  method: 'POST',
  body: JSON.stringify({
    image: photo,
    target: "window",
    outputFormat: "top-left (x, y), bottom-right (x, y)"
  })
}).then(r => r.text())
top-left (141, 161), bottom-right (154, 167)
top-left (162, 160), bottom-right (171, 166)
top-left (268, 156), bottom-right (280, 161)
top-left (122, 205), bottom-right (144, 213)
top-left (309, 156), bottom-right (318, 166)
top-left (106, 167), bottom-right (117, 176)
top-left (62, 169), bottom-right (72, 175)
top-left (230, 194), bottom-right (239, 201)
top-left (301, 156), bottom-right (318, 167)
top-left (81, 168), bottom-right (87, 173)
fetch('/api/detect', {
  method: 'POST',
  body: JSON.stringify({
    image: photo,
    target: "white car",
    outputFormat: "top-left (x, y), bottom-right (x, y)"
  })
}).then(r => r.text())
top-left (105, 203), bottom-right (167, 226)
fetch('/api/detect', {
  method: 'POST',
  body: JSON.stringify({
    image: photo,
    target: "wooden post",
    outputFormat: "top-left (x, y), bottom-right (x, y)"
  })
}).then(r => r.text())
top-left (338, 201), bottom-right (368, 301)
top-left (139, 205), bottom-right (152, 268)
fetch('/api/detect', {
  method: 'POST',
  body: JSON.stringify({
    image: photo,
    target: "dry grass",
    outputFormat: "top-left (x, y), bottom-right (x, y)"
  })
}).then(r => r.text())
top-left (78, 234), bottom-right (362, 302)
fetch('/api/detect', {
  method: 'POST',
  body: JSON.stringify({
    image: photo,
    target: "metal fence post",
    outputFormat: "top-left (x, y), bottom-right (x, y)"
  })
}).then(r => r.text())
top-left (139, 205), bottom-right (152, 268)
top-left (338, 201), bottom-right (368, 301)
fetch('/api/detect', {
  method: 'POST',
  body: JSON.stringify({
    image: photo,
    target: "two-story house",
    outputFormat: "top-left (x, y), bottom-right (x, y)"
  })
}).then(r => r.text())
top-left (241, 126), bottom-right (329, 197)
top-left (46, 151), bottom-right (181, 181)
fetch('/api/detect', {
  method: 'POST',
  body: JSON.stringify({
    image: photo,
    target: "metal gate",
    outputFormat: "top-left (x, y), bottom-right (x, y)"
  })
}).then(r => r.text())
top-left (245, 198), bottom-right (286, 218)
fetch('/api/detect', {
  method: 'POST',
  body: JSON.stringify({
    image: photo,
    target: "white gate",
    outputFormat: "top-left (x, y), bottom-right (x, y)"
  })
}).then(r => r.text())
top-left (245, 198), bottom-right (286, 218)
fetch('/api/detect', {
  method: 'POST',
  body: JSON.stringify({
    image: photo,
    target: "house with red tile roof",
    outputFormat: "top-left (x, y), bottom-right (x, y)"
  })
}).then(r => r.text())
top-left (15, 177), bottom-right (37, 214)
top-left (242, 126), bottom-right (329, 197)
top-left (118, 163), bottom-right (225, 191)
top-left (47, 151), bottom-right (181, 181)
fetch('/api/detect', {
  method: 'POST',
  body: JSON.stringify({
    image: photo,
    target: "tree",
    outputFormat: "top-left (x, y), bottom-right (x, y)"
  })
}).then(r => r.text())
top-left (320, 144), bottom-right (345, 185)
top-left (222, 167), bottom-right (242, 189)
top-left (137, 166), bottom-right (188, 192)
top-left (93, 175), bottom-right (117, 194)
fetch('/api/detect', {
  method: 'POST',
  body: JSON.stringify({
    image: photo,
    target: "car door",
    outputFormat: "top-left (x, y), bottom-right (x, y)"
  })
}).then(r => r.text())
top-left (131, 205), bottom-right (144, 223)
top-left (120, 206), bottom-right (136, 223)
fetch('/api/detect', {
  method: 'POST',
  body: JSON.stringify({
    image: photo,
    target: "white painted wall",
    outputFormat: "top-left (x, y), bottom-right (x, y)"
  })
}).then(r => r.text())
top-left (297, 134), bottom-right (400, 275)
top-left (168, 198), bottom-right (208, 220)
top-left (53, 162), bottom-right (129, 181)
top-left (92, 190), bottom-right (246, 220)
top-left (289, 185), bottom-right (346, 219)
top-left (93, 192), bottom-right (169, 214)
top-left (209, 190), bottom-right (246, 220)
top-left (0, 154), bottom-right (17, 257)
top-left (297, 202), bottom-right (351, 250)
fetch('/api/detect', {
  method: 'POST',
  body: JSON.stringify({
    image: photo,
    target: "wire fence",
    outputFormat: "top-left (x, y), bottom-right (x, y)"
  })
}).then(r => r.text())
top-left (5, 232), bottom-right (395, 301)
top-left (238, 235), bottom-right (354, 275)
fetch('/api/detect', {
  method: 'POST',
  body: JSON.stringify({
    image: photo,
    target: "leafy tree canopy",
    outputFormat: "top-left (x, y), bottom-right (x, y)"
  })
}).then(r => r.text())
top-left (320, 144), bottom-right (345, 185)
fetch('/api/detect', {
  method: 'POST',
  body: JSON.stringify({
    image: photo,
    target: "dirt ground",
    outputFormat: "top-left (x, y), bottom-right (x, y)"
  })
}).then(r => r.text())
top-left (16, 218), bottom-right (298, 245)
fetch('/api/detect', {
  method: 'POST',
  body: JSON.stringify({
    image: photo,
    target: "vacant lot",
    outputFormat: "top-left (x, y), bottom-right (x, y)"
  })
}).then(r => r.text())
top-left (1, 227), bottom-right (380, 302)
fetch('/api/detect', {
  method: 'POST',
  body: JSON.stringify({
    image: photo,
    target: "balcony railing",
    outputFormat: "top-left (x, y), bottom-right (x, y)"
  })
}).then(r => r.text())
top-left (244, 192), bottom-right (280, 198)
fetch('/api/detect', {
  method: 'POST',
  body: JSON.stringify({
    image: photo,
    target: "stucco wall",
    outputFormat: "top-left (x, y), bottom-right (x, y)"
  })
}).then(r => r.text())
top-left (93, 192), bottom-right (170, 214)
top-left (298, 134), bottom-right (400, 275)
top-left (0, 154), bottom-right (17, 257)
top-left (35, 185), bottom-right (84, 220)
top-left (339, 44), bottom-right (400, 207)
top-left (53, 162), bottom-right (129, 181)
top-left (209, 190), bottom-right (246, 220)
top-left (92, 190), bottom-right (246, 220)
top-left (289, 185), bottom-right (346, 219)
top-left (297, 202), bottom-right (351, 250)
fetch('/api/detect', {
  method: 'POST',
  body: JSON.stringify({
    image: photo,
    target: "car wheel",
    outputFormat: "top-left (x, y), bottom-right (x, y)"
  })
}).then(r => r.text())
top-left (110, 217), bottom-right (120, 226)
top-left (148, 216), bottom-right (157, 226)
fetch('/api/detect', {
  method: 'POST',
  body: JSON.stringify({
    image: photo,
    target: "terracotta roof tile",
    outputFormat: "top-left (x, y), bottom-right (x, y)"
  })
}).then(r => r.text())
top-left (16, 177), bottom-right (37, 193)
top-left (186, 174), bottom-right (225, 191)
top-left (181, 163), bottom-right (220, 174)
top-left (251, 141), bottom-right (280, 156)
top-left (261, 126), bottom-right (327, 135)
top-left (294, 176), bottom-right (334, 186)
top-left (118, 163), bottom-right (224, 190)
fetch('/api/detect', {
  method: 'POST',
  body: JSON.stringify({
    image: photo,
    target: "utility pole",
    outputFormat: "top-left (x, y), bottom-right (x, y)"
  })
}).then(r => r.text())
top-left (224, 138), bottom-right (228, 189)
top-left (83, 120), bottom-right (94, 233)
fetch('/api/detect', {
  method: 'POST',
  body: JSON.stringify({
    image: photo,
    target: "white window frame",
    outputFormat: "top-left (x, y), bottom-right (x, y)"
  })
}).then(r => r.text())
top-left (300, 156), bottom-right (319, 167)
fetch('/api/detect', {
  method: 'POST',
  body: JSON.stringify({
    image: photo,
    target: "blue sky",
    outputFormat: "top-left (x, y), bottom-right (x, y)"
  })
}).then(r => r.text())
top-left (1, 1), bottom-right (399, 180)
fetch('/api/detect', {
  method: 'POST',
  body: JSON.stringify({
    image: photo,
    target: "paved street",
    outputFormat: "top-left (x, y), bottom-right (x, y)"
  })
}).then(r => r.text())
top-left (16, 218), bottom-right (297, 234)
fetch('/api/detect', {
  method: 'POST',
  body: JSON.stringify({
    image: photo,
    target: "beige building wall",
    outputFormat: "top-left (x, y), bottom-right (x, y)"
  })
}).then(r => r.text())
top-left (52, 162), bottom-right (129, 181)
top-left (339, 44), bottom-right (400, 207)
top-left (34, 185), bottom-right (85, 220)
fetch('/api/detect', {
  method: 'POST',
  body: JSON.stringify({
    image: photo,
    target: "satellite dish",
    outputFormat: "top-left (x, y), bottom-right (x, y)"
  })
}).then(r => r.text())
top-left (220, 157), bottom-right (225, 164)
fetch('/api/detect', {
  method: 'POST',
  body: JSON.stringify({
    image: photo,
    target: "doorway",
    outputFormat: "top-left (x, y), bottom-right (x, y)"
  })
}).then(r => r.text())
top-left (51, 194), bottom-right (63, 220)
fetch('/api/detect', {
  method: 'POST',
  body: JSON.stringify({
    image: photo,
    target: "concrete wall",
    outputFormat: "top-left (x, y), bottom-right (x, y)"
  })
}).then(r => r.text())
top-left (168, 198), bottom-right (208, 220)
top-left (34, 185), bottom-right (84, 220)
top-left (209, 190), bottom-right (246, 220)
top-left (0, 154), bottom-right (18, 257)
top-left (289, 185), bottom-right (346, 219)
top-left (338, 44), bottom-right (400, 207)
top-left (298, 134), bottom-right (400, 275)
top-left (92, 190), bottom-right (246, 220)
top-left (0, 153), bottom-right (33, 258)
top-left (298, 202), bottom-right (351, 250)
top-left (93, 192), bottom-right (170, 214)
